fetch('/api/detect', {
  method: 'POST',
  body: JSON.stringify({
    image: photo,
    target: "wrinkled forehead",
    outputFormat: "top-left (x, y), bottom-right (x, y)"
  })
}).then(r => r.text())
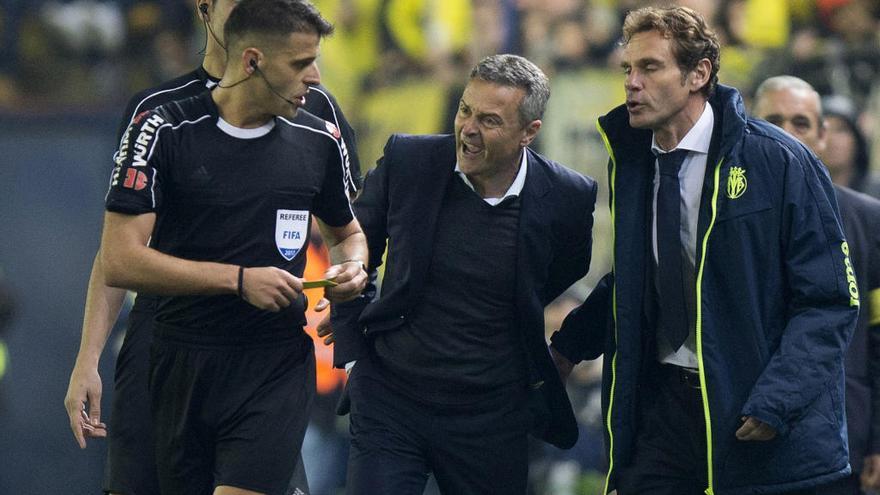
top-left (622, 30), bottom-right (676, 65)
top-left (461, 80), bottom-right (525, 115)
top-left (756, 88), bottom-right (822, 122)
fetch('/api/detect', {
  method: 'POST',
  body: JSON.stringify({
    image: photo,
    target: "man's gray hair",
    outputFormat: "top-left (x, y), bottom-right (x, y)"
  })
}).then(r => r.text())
top-left (469, 54), bottom-right (550, 125)
top-left (755, 76), bottom-right (823, 120)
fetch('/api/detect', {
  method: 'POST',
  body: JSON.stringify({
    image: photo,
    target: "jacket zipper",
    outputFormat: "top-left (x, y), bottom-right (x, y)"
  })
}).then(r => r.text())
top-left (696, 157), bottom-right (724, 495)
top-left (596, 121), bottom-right (619, 495)
top-left (597, 116), bottom-right (725, 495)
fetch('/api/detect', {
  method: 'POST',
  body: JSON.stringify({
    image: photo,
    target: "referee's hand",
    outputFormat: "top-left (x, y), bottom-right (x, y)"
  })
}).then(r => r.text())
top-left (239, 266), bottom-right (303, 312)
top-left (323, 261), bottom-right (367, 303)
top-left (64, 362), bottom-right (107, 449)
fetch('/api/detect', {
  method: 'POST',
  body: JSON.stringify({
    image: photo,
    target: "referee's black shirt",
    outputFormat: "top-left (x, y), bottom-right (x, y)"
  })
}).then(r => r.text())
top-left (106, 92), bottom-right (354, 344)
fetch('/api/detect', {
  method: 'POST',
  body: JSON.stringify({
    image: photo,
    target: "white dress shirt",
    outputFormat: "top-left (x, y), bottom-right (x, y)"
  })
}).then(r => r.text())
top-left (455, 149), bottom-right (528, 205)
top-left (651, 103), bottom-right (714, 369)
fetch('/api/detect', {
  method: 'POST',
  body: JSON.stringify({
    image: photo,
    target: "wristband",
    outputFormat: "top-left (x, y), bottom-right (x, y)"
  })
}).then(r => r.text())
top-left (237, 266), bottom-right (245, 298)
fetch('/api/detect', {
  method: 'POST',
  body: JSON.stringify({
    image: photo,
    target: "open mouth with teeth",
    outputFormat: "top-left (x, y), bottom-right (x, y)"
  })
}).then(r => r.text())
top-left (461, 141), bottom-right (484, 157)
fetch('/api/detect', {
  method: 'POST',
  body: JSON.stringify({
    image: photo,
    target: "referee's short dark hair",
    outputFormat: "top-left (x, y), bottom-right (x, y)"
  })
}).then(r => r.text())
top-left (224, 0), bottom-right (333, 52)
top-left (470, 54), bottom-right (550, 126)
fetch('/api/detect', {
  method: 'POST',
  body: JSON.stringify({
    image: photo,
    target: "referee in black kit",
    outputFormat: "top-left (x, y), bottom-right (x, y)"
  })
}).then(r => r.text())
top-left (100, 1), bottom-right (367, 494)
top-left (64, 0), bottom-right (361, 494)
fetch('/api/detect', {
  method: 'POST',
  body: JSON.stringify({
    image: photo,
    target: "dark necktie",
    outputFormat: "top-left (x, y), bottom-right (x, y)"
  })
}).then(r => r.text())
top-left (655, 149), bottom-right (690, 351)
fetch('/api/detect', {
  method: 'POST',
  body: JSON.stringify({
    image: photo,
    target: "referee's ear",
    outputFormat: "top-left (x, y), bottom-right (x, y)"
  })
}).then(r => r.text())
top-left (520, 119), bottom-right (542, 148)
top-left (241, 48), bottom-right (263, 75)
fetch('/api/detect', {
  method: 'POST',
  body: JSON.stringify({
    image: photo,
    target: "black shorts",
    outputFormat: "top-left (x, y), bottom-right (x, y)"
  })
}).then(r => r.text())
top-left (150, 329), bottom-right (315, 495)
top-left (104, 306), bottom-right (160, 495)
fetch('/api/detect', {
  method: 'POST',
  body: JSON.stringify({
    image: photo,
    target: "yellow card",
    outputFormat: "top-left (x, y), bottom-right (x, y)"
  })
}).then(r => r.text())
top-left (302, 278), bottom-right (338, 289)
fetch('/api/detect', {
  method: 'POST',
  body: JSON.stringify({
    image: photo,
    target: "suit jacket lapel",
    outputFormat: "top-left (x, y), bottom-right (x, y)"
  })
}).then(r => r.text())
top-left (517, 148), bottom-right (551, 266)
top-left (516, 150), bottom-right (551, 321)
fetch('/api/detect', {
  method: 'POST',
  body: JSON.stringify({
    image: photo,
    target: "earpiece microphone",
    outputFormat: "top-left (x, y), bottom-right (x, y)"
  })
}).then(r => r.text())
top-left (199, 3), bottom-right (226, 51)
top-left (250, 61), bottom-right (299, 107)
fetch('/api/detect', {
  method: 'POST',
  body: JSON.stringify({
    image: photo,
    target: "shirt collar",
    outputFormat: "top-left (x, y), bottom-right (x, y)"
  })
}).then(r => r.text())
top-left (455, 149), bottom-right (529, 205)
top-left (217, 116), bottom-right (276, 139)
top-left (197, 65), bottom-right (221, 89)
top-left (651, 102), bottom-right (714, 156)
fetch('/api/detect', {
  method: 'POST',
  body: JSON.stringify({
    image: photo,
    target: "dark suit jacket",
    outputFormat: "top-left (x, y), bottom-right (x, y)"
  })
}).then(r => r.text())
top-left (332, 133), bottom-right (597, 449)
top-left (834, 184), bottom-right (880, 472)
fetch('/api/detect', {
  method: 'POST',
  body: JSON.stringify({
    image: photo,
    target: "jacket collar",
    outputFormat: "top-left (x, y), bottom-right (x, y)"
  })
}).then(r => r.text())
top-left (598, 84), bottom-right (747, 163)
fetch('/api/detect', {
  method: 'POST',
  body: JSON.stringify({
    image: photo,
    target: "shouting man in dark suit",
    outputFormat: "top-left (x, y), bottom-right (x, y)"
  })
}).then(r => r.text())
top-left (330, 54), bottom-right (598, 494)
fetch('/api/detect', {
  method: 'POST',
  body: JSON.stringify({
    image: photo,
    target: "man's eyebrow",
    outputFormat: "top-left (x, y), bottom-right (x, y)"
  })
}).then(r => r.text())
top-left (485, 112), bottom-right (503, 119)
top-left (637, 57), bottom-right (663, 65)
top-left (622, 57), bottom-right (663, 68)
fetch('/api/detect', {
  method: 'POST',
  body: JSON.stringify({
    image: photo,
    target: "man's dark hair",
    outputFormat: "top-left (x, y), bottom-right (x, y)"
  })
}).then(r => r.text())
top-left (622, 6), bottom-right (720, 98)
top-left (224, 0), bottom-right (333, 52)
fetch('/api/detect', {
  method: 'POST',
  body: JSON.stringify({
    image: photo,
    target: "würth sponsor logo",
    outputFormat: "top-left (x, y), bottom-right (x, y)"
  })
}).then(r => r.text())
top-left (132, 114), bottom-right (166, 167)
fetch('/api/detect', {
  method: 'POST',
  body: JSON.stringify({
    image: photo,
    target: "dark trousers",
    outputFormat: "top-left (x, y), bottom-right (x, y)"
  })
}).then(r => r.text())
top-left (345, 357), bottom-right (532, 495)
top-left (822, 473), bottom-right (864, 495)
top-left (616, 363), bottom-right (820, 495)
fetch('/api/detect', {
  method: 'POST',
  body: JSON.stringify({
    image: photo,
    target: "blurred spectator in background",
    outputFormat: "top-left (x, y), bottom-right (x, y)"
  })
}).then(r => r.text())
top-left (0, 0), bottom-right (197, 108)
top-left (0, 1), bottom-right (27, 104)
top-left (820, 94), bottom-right (880, 198)
top-left (2, 0), bottom-right (878, 196)
top-left (753, 0), bottom-right (880, 106)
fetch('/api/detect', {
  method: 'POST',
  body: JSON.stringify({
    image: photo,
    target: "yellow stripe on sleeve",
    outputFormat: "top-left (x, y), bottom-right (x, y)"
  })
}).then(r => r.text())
top-left (870, 288), bottom-right (880, 326)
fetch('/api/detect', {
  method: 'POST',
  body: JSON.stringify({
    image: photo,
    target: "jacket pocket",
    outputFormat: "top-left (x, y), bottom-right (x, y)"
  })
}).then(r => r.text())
top-left (714, 200), bottom-right (772, 223)
top-left (363, 315), bottom-right (407, 335)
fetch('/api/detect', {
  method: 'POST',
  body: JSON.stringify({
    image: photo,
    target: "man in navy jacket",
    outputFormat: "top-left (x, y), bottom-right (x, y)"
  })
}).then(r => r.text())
top-left (753, 75), bottom-right (880, 495)
top-left (551, 6), bottom-right (858, 495)
top-left (331, 54), bottom-right (597, 494)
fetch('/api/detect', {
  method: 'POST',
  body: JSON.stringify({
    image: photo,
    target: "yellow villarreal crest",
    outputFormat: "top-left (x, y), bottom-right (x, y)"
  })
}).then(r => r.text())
top-left (727, 166), bottom-right (747, 199)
